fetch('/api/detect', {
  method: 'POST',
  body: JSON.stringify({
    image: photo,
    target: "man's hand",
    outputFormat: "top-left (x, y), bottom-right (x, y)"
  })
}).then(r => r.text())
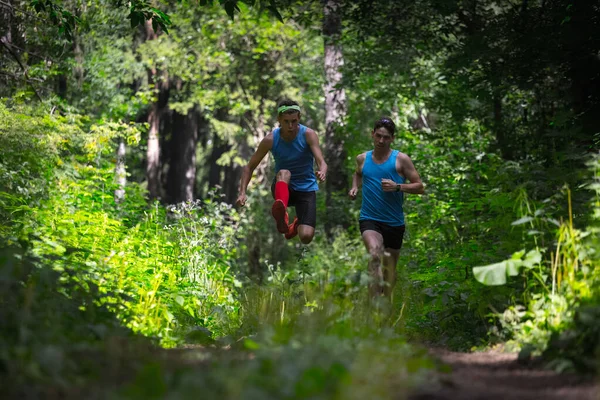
top-left (236, 193), bottom-right (247, 207)
top-left (348, 187), bottom-right (358, 200)
top-left (381, 178), bottom-right (399, 192)
top-left (316, 165), bottom-right (327, 182)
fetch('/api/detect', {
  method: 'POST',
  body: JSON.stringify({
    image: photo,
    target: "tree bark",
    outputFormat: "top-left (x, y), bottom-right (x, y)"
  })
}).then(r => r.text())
top-left (1, 0), bottom-right (12, 45)
top-left (223, 162), bottom-right (241, 204)
top-left (144, 20), bottom-right (169, 201)
top-left (1, 0), bottom-right (12, 93)
top-left (72, 4), bottom-right (84, 88)
top-left (241, 100), bottom-right (269, 186)
top-left (166, 107), bottom-right (199, 204)
top-left (493, 91), bottom-right (512, 160)
top-left (323, 0), bottom-right (348, 237)
top-left (208, 131), bottom-right (228, 191)
top-left (114, 140), bottom-right (126, 203)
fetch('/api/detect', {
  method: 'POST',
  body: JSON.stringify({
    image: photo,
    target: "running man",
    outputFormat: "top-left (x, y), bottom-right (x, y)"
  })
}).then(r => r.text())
top-left (349, 117), bottom-right (424, 297)
top-left (236, 99), bottom-right (327, 243)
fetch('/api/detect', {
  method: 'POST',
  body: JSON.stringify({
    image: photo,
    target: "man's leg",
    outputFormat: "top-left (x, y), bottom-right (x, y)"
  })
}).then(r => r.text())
top-left (285, 191), bottom-right (316, 244)
top-left (362, 230), bottom-right (385, 297)
top-left (272, 170), bottom-right (291, 233)
top-left (380, 224), bottom-right (405, 298)
top-left (382, 249), bottom-right (400, 298)
top-left (297, 225), bottom-right (315, 244)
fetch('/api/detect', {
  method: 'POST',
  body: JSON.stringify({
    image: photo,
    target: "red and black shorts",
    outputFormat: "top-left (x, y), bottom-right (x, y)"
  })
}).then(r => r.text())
top-left (271, 182), bottom-right (317, 228)
top-left (359, 219), bottom-right (405, 250)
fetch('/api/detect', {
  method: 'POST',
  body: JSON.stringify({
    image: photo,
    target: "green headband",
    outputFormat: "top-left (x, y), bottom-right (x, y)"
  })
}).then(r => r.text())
top-left (278, 105), bottom-right (301, 114)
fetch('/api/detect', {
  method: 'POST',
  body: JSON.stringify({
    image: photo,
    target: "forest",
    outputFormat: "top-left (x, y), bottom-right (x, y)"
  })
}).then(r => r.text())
top-left (1, 0), bottom-right (599, 398)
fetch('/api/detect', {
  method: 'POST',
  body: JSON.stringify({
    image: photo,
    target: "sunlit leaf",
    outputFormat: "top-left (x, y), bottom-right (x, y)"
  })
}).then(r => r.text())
top-left (512, 216), bottom-right (533, 226)
top-left (473, 261), bottom-right (509, 286)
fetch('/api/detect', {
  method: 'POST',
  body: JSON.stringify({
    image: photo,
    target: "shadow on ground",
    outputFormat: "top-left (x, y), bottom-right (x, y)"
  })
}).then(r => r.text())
top-left (410, 349), bottom-right (599, 400)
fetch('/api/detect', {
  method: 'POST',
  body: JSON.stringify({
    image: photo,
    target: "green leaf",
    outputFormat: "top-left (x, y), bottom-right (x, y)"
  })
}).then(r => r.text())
top-left (130, 11), bottom-right (141, 28)
top-left (473, 248), bottom-right (542, 285)
top-left (269, 0), bottom-right (283, 22)
top-left (505, 259), bottom-right (523, 276)
top-left (223, 0), bottom-right (240, 19)
top-left (522, 249), bottom-right (542, 269)
top-left (244, 338), bottom-right (260, 350)
top-left (175, 295), bottom-right (184, 306)
top-left (511, 249), bottom-right (526, 259)
top-left (151, 8), bottom-right (171, 25)
top-left (512, 216), bottom-right (533, 226)
top-left (473, 261), bottom-right (510, 286)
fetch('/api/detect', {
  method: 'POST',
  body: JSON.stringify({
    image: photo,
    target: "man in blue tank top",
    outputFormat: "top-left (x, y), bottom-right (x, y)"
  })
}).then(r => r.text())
top-left (236, 99), bottom-right (327, 244)
top-left (349, 117), bottom-right (424, 298)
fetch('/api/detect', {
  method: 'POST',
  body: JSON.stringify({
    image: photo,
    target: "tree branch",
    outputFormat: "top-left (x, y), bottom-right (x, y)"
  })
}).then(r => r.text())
top-left (0, 69), bottom-right (44, 82)
top-left (0, 0), bottom-right (48, 22)
top-left (0, 37), bottom-right (44, 102)
top-left (4, 42), bottom-right (50, 61)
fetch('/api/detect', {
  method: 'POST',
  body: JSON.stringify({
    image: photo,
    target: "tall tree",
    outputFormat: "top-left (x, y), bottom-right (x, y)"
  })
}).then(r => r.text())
top-left (114, 140), bottom-right (127, 203)
top-left (144, 20), bottom-right (169, 201)
top-left (322, 0), bottom-right (348, 237)
top-left (166, 106), bottom-right (200, 203)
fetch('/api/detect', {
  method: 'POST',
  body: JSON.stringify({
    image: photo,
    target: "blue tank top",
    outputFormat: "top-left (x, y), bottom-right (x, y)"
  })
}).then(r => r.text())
top-left (271, 124), bottom-right (318, 192)
top-left (359, 150), bottom-right (405, 226)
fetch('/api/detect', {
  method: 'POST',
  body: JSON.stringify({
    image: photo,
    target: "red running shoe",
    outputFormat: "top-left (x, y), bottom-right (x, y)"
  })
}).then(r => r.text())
top-left (271, 199), bottom-right (289, 233)
top-left (285, 217), bottom-right (299, 240)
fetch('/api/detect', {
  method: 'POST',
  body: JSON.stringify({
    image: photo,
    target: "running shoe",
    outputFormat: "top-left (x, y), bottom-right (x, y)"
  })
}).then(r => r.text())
top-left (271, 199), bottom-right (289, 233)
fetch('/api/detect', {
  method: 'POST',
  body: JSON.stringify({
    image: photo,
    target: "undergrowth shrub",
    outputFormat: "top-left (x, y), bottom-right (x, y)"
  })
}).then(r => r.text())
top-left (472, 155), bottom-right (600, 372)
top-left (0, 102), bottom-right (243, 348)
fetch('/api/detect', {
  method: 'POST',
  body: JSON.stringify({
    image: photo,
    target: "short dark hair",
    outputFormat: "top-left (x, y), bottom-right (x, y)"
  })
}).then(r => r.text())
top-left (277, 99), bottom-right (300, 115)
top-left (374, 117), bottom-right (396, 136)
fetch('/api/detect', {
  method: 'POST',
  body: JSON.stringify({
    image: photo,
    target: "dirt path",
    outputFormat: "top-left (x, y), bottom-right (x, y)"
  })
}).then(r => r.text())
top-left (411, 349), bottom-right (599, 400)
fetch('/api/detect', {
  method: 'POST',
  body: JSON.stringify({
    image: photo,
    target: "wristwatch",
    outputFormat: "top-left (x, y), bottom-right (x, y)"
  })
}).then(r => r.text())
top-left (396, 184), bottom-right (402, 192)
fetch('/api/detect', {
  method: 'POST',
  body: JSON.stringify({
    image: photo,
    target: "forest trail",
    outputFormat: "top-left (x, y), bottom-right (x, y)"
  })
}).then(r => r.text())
top-left (411, 348), bottom-right (599, 400)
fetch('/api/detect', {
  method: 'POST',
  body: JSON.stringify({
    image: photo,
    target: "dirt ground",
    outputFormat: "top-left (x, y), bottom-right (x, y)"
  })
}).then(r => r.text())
top-left (410, 349), bottom-right (600, 400)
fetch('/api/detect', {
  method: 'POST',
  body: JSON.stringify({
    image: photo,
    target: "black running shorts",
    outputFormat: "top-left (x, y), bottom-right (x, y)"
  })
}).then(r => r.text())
top-left (271, 182), bottom-right (317, 228)
top-left (359, 219), bottom-right (405, 250)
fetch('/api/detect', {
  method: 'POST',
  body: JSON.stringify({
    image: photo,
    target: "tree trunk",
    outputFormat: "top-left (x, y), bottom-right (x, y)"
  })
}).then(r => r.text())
top-left (114, 140), bottom-right (126, 203)
top-left (166, 107), bottom-right (199, 204)
top-left (0, 0), bottom-right (11, 92)
top-left (144, 20), bottom-right (169, 201)
top-left (73, 5), bottom-right (84, 88)
top-left (1, 1), bottom-right (12, 46)
top-left (323, 0), bottom-right (348, 237)
top-left (223, 163), bottom-right (241, 204)
top-left (208, 131), bottom-right (227, 191)
top-left (73, 35), bottom-right (83, 88)
top-left (493, 91), bottom-right (512, 160)
top-left (242, 100), bottom-right (269, 186)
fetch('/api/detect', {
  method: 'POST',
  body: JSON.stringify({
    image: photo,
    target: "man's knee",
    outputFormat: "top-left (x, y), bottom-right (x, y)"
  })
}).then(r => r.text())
top-left (368, 245), bottom-right (384, 262)
top-left (299, 231), bottom-right (314, 244)
top-left (276, 169), bottom-right (291, 181)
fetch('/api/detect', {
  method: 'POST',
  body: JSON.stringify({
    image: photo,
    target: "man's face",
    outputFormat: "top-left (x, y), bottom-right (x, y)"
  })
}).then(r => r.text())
top-left (278, 112), bottom-right (300, 135)
top-left (372, 127), bottom-right (393, 149)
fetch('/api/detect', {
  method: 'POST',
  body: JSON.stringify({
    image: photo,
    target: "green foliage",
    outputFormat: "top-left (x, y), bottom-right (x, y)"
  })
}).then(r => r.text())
top-left (116, 319), bottom-right (434, 400)
top-left (473, 179), bottom-right (600, 371)
top-left (0, 247), bottom-right (145, 397)
top-left (31, 0), bottom-right (80, 39)
top-left (3, 0), bottom-right (600, 394)
top-left (473, 249), bottom-right (543, 286)
top-left (0, 102), bottom-right (244, 348)
top-left (28, 0), bottom-right (286, 41)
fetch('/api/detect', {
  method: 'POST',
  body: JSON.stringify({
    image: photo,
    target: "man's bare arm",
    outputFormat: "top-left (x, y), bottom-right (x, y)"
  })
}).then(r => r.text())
top-left (305, 129), bottom-right (328, 182)
top-left (398, 153), bottom-right (424, 194)
top-left (236, 134), bottom-right (273, 206)
top-left (349, 153), bottom-right (365, 200)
